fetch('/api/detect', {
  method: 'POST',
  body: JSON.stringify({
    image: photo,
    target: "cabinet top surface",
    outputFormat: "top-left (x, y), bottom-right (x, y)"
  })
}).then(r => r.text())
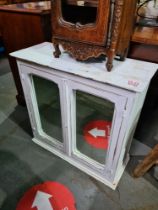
top-left (0, 1), bottom-right (50, 14)
top-left (10, 42), bottom-right (158, 92)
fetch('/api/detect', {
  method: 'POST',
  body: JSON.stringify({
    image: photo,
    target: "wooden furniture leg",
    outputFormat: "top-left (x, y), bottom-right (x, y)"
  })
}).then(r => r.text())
top-left (133, 144), bottom-right (158, 178)
top-left (53, 43), bottom-right (61, 58)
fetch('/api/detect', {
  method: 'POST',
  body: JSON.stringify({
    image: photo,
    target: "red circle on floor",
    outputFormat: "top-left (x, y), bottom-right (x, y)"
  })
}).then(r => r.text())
top-left (16, 181), bottom-right (76, 210)
top-left (83, 120), bottom-right (112, 150)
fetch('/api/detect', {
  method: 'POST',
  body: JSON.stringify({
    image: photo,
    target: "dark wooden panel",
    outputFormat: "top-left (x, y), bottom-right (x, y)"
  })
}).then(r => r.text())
top-left (129, 43), bottom-right (158, 63)
top-left (0, 1), bottom-right (51, 105)
top-left (0, 13), bottom-right (49, 52)
top-left (0, 0), bottom-right (41, 5)
top-left (132, 26), bottom-right (158, 45)
top-left (128, 26), bottom-right (158, 63)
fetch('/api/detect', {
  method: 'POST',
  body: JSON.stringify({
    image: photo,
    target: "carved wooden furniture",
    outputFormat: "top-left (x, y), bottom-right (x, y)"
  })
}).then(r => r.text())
top-left (11, 42), bottom-right (157, 189)
top-left (0, 0), bottom-right (40, 5)
top-left (52, 0), bottom-right (137, 71)
top-left (133, 144), bottom-right (158, 178)
top-left (128, 25), bottom-right (158, 63)
top-left (0, 1), bottom-right (51, 105)
top-left (0, 0), bottom-right (7, 5)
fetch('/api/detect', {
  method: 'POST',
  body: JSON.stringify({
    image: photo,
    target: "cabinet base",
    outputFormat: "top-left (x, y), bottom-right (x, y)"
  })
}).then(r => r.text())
top-left (32, 137), bottom-right (126, 190)
top-left (52, 40), bottom-right (115, 72)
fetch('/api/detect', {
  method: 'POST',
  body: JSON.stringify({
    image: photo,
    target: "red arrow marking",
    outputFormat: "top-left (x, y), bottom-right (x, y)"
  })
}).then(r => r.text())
top-left (83, 120), bottom-right (112, 150)
top-left (16, 182), bottom-right (76, 210)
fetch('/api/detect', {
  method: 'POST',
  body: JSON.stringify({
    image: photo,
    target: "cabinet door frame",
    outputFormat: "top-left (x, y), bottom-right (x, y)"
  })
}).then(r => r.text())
top-left (67, 80), bottom-right (128, 177)
top-left (52, 0), bottom-right (110, 45)
top-left (18, 63), bottom-right (68, 153)
top-left (17, 61), bottom-right (135, 184)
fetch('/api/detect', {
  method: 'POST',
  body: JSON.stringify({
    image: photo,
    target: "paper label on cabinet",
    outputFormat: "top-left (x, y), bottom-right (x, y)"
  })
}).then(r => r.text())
top-left (77, 1), bottom-right (85, 6)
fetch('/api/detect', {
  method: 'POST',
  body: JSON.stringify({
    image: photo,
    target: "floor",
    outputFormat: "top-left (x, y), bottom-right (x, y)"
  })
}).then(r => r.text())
top-left (0, 54), bottom-right (158, 210)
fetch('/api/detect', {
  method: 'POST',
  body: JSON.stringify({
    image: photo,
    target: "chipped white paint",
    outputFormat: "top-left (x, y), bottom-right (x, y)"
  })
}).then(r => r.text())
top-left (10, 42), bottom-right (157, 190)
top-left (10, 42), bottom-right (158, 92)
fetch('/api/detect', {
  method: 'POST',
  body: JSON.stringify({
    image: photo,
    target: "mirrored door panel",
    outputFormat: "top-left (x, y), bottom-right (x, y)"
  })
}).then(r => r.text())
top-left (61, 0), bottom-right (99, 25)
top-left (32, 75), bottom-right (63, 143)
top-left (75, 90), bottom-right (115, 165)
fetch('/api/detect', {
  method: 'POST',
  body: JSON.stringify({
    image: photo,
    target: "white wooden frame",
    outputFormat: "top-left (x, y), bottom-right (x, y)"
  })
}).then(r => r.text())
top-left (17, 61), bottom-right (141, 189)
top-left (68, 81), bottom-right (127, 176)
top-left (19, 64), bottom-right (67, 153)
top-left (10, 42), bottom-right (157, 190)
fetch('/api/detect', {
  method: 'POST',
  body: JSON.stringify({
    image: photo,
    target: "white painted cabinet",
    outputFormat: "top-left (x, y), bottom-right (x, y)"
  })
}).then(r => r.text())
top-left (11, 42), bottom-right (157, 189)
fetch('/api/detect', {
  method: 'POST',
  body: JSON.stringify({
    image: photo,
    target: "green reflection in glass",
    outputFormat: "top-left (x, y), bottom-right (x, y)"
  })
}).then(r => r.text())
top-left (76, 90), bottom-right (114, 164)
top-left (33, 75), bottom-right (63, 142)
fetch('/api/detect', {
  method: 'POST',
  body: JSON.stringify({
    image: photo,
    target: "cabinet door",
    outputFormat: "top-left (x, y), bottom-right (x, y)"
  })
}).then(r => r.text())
top-left (68, 81), bottom-right (127, 175)
top-left (32, 75), bottom-right (63, 142)
top-left (52, 0), bottom-right (110, 45)
top-left (20, 65), bottom-right (65, 152)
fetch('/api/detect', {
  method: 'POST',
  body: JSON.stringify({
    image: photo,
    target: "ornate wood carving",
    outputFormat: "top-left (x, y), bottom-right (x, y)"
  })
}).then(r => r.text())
top-left (52, 0), bottom-right (110, 45)
top-left (107, 0), bottom-right (124, 71)
top-left (53, 39), bottom-right (106, 61)
top-left (52, 0), bottom-right (137, 71)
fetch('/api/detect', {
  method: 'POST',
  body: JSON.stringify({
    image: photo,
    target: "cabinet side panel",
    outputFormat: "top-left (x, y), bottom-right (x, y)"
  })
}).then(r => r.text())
top-left (113, 87), bottom-right (149, 184)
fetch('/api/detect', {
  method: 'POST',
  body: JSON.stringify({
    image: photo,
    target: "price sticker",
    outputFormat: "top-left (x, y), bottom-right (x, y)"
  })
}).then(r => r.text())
top-left (77, 1), bottom-right (85, 6)
top-left (128, 80), bottom-right (140, 87)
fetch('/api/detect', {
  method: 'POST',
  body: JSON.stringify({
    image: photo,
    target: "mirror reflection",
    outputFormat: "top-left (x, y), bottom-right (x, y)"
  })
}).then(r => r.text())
top-left (76, 90), bottom-right (114, 164)
top-left (33, 75), bottom-right (63, 143)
